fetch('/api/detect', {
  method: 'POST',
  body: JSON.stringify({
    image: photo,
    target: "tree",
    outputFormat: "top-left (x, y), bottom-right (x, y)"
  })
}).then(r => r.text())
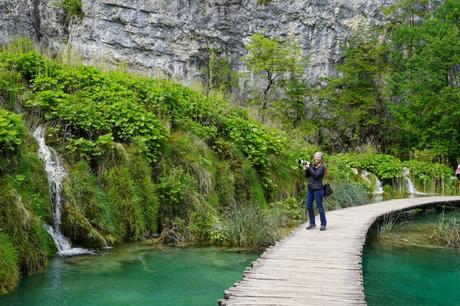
top-left (386, 0), bottom-right (460, 163)
top-left (202, 47), bottom-right (238, 95)
top-left (318, 31), bottom-right (392, 152)
top-left (242, 34), bottom-right (306, 121)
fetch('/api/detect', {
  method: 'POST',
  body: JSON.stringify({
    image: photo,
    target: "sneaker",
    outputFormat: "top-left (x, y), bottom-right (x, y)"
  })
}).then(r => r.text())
top-left (306, 224), bottom-right (316, 230)
top-left (320, 225), bottom-right (326, 231)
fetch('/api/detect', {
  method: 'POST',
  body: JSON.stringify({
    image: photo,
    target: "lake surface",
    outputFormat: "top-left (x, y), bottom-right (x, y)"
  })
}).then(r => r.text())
top-left (363, 209), bottom-right (460, 306)
top-left (0, 243), bottom-right (259, 306)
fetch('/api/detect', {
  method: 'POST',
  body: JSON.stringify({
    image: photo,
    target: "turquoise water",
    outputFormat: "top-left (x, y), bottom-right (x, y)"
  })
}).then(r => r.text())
top-left (0, 243), bottom-right (258, 306)
top-left (364, 223), bottom-right (460, 306)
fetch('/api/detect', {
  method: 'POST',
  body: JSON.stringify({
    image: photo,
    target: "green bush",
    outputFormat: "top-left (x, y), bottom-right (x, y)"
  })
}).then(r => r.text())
top-left (332, 153), bottom-right (403, 179)
top-left (402, 160), bottom-right (455, 193)
top-left (0, 68), bottom-right (23, 109)
top-left (0, 109), bottom-right (24, 156)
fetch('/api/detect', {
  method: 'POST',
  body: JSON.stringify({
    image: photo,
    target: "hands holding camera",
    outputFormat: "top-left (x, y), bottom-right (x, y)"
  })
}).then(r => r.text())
top-left (298, 159), bottom-right (311, 170)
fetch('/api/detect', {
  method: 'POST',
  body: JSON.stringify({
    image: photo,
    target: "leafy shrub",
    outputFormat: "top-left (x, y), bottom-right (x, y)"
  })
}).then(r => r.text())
top-left (0, 68), bottom-right (23, 109)
top-left (402, 160), bottom-right (455, 193)
top-left (57, 0), bottom-right (85, 21)
top-left (331, 153), bottom-right (403, 179)
top-left (0, 109), bottom-right (24, 155)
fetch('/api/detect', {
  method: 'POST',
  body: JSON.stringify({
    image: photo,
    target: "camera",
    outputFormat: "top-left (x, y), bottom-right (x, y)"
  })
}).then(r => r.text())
top-left (298, 159), bottom-right (310, 167)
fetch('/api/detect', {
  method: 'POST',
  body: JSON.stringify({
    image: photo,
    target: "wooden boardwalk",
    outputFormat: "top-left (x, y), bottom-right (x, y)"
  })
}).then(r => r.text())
top-left (219, 196), bottom-right (460, 306)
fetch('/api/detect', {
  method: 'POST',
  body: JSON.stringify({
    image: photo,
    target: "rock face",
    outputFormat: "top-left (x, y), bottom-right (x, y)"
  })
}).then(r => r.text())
top-left (0, 0), bottom-right (391, 82)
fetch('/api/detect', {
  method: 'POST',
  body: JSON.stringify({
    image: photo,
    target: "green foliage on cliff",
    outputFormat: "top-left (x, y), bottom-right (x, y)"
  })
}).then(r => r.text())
top-left (0, 131), bottom-right (54, 281)
top-left (243, 33), bottom-right (308, 123)
top-left (57, 0), bottom-right (85, 23)
top-left (0, 109), bottom-right (24, 156)
top-left (314, 0), bottom-right (460, 163)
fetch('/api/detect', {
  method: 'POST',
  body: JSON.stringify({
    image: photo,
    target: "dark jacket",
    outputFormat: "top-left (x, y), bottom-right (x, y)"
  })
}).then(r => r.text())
top-left (305, 164), bottom-right (325, 191)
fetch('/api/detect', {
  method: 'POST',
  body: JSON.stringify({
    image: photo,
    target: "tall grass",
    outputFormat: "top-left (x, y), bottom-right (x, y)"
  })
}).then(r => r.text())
top-left (324, 181), bottom-right (369, 211)
top-left (0, 233), bottom-right (19, 294)
top-left (432, 212), bottom-right (460, 248)
top-left (224, 204), bottom-right (284, 248)
top-left (0, 136), bottom-right (54, 279)
top-left (0, 183), bottom-right (52, 274)
top-left (377, 213), bottom-right (400, 238)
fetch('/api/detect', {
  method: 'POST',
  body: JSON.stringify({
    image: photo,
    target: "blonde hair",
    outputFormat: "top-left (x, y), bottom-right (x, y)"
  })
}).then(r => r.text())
top-left (314, 152), bottom-right (327, 176)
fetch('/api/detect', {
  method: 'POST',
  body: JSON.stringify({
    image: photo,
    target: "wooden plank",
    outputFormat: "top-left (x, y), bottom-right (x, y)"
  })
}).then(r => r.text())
top-left (219, 196), bottom-right (460, 306)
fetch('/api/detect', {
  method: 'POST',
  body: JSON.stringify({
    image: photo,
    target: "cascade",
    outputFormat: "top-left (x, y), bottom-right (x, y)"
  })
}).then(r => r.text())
top-left (402, 167), bottom-right (423, 195)
top-left (33, 126), bottom-right (90, 256)
top-left (353, 168), bottom-right (384, 194)
top-left (374, 176), bottom-right (384, 195)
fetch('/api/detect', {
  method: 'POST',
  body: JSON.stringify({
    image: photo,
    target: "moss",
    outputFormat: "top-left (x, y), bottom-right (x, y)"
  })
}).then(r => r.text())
top-left (61, 204), bottom-right (108, 248)
top-left (61, 161), bottom-right (115, 247)
top-left (214, 161), bottom-right (235, 212)
top-left (0, 182), bottom-right (53, 275)
top-left (124, 145), bottom-right (159, 235)
top-left (98, 146), bottom-right (151, 241)
top-left (0, 135), bottom-right (54, 277)
top-left (4, 135), bottom-right (53, 222)
top-left (233, 159), bottom-right (266, 207)
top-left (0, 232), bottom-right (19, 294)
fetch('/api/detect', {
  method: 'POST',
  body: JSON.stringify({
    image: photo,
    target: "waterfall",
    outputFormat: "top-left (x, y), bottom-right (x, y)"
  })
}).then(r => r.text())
top-left (353, 168), bottom-right (384, 195)
top-left (402, 167), bottom-right (424, 195)
top-left (374, 176), bottom-right (384, 195)
top-left (360, 170), bottom-right (372, 185)
top-left (33, 126), bottom-right (91, 256)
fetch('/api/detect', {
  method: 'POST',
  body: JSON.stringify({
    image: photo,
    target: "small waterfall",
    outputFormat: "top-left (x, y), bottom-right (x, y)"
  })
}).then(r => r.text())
top-left (374, 176), bottom-right (384, 195)
top-left (402, 167), bottom-right (424, 195)
top-left (33, 126), bottom-right (91, 256)
top-left (360, 170), bottom-right (372, 185)
top-left (353, 168), bottom-right (384, 195)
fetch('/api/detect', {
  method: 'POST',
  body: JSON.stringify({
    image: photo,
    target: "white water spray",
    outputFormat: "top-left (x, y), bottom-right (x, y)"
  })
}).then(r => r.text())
top-left (353, 168), bottom-right (384, 194)
top-left (374, 175), bottom-right (384, 195)
top-left (402, 167), bottom-right (424, 195)
top-left (33, 126), bottom-right (91, 256)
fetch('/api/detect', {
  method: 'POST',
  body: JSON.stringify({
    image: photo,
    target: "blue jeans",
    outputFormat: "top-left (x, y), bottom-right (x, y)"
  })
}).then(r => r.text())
top-left (306, 188), bottom-right (327, 226)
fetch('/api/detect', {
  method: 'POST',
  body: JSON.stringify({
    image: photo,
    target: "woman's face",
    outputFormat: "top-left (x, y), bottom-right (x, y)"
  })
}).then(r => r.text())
top-left (314, 154), bottom-right (322, 164)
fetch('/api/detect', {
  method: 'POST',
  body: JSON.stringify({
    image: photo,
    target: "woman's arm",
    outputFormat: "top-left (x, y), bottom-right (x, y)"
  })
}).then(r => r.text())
top-left (306, 165), bottom-right (325, 179)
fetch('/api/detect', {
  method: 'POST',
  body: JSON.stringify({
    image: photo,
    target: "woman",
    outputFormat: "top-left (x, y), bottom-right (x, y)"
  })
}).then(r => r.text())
top-left (304, 152), bottom-right (327, 231)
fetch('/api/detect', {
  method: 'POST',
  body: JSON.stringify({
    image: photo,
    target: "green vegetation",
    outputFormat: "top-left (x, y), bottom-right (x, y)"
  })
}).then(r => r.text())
top-left (256, 0), bottom-right (272, 5)
top-left (57, 0), bottom-right (85, 23)
top-left (374, 207), bottom-right (460, 249)
top-left (242, 34), bottom-right (308, 123)
top-left (0, 233), bottom-right (19, 294)
top-left (0, 109), bottom-right (24, 156)
top-left (314, 0), bottom-right (460, 163)
top-left (0, 131), bottom-right (55, 291)
top-left (1, 0), bottom-right (459, 294)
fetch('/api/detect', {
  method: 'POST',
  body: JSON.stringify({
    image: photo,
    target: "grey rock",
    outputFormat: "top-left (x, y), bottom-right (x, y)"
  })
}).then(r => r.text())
top-left (0, 0), bottom-right (393, 83)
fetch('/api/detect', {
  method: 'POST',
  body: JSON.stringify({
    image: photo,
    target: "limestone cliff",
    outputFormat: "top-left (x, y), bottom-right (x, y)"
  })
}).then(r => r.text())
top-left (0, 0), bottom-right (391, 82)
